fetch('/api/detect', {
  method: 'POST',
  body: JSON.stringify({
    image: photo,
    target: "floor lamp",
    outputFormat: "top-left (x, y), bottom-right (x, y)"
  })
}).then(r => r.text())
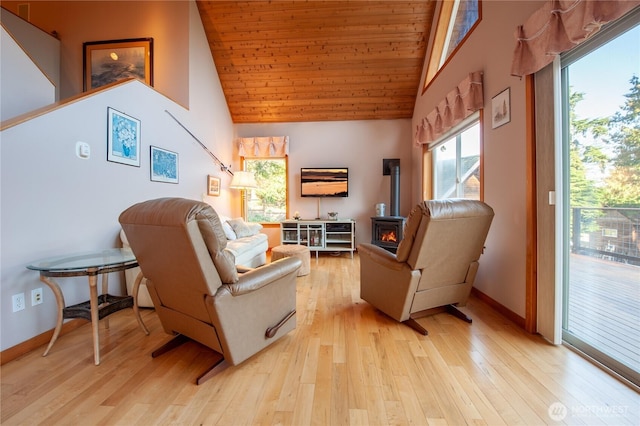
top-left (229, 171), bottom-right (258, 220)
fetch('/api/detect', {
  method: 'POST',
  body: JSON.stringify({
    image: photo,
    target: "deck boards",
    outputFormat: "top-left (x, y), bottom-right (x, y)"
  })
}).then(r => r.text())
top-left (567, 254), bottom-right (640, 372)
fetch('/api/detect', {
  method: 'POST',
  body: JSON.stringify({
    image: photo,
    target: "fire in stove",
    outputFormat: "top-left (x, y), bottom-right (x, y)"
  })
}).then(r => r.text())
top-left (371, 217), bottom-right (405, 253)
top-left (381, 231), bottom-right (397, 242)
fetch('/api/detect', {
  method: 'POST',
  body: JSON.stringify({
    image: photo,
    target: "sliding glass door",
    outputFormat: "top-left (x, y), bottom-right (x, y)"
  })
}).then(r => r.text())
top-left (560, 14), bottom-right (639, 386)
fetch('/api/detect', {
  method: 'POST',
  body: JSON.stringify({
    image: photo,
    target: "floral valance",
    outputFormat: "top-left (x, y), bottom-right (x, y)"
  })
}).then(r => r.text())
top-left (414, 71), bottom-right (484, 147)
top-left (511, 0), bottom-right (640, 77)
top-left (237, 136), bottom-right (289, 157)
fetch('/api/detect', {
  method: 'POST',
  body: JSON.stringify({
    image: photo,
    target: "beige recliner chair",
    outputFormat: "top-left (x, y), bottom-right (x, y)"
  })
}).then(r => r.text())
top-left (119, 198), bottom-right (301, 384)
top-left (358, 199), bottom-right (494, 335)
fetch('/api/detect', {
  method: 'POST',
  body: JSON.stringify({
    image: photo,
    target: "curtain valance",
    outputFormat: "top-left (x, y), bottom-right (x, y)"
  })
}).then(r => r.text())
top-left (511, 0), bottom-right (640, 77)
top-left (414, 71), bottom-right (484, 147)
top-left (237, 136), bottom-right (289, 157)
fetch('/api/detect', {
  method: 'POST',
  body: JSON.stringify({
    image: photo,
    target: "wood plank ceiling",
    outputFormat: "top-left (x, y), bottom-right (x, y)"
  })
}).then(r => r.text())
top-left (196, 1), bottom-right (435, 123)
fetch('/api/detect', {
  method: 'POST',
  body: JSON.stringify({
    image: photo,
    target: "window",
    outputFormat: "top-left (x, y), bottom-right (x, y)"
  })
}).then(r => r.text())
top-left (432, 118), bottom-right (481, 199)
top-left (242, 157), bottom-right (288, 224)
top-left (559, 13), bottom-right (640, 387)
top-left (423, 0), bottom-right (481, 92)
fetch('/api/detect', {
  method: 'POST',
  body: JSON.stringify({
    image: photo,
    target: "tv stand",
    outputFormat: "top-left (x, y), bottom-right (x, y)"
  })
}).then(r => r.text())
top-left (280, 219), bottom-right (356, 259)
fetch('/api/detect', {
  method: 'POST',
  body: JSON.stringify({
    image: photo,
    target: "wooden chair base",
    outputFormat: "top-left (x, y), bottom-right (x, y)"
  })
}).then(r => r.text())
top-left (402, 318), bottom-right (429, 335)
top-left (403, 305), bottom-right (473, 335)
top-left (446, 304), bottom-right (473, 323)
top-left (197, 357), bottom-right (228, 385)
top-left (151, 334), bottom-right (228, 385)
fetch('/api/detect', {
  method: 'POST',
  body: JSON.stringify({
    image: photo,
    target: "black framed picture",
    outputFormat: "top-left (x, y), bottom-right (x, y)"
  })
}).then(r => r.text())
top-left (107, 107), bottom-right (140, 167)
top-left (83, 38), bottom-right (153, 91)
top-left (150, 146), bottom-right (178, 184)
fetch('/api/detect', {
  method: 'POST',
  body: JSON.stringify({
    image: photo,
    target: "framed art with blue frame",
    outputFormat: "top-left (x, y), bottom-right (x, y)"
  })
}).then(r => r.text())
top-left (107, 107), bottom-right (140, 167)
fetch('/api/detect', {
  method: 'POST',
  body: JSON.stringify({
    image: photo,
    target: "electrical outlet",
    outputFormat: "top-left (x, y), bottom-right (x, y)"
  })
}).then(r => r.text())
top-left (12, 293), bottom-right (25, 312)
top-left (31, 288), bottom-right (43, 306)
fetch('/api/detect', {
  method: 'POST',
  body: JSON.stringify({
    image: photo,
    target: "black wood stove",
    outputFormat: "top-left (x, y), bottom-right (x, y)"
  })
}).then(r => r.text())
top-left (371, 159), bottom-right (405, 253)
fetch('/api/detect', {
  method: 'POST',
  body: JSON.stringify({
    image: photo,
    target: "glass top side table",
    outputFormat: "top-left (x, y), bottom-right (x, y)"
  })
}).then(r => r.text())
top-left (27, 248), bottom-right (149, 365)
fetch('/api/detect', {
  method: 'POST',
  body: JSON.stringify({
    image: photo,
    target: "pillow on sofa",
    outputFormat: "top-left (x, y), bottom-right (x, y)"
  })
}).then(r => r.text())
top-left (228, 218), bottom-right (262, 238)
top-left (247, 222), bottom-right (263, 235)
top-left (218, 215), bottom-right (237, 240)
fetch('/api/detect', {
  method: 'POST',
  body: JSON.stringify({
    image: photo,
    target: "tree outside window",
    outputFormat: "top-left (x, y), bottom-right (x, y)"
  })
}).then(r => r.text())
top-left (243, 157), bottom-right (288, 223)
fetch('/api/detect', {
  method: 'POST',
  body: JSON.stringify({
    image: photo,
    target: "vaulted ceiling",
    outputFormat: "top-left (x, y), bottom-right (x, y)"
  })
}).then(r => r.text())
top-left (196, 1), bottom-right (436, 123)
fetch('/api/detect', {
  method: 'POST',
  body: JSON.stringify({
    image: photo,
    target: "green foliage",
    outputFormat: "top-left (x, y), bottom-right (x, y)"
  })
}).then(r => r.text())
top-left (569, 75), bottom-right (640, 208)
top-left (245, 158), bottom-right (287, 223)
top-left (601, 167), bottom-right (640, 207)
top-left (568, 92), bottom-right (605, 208)
top-left (603, 75), bottom-right (640, 207)
top-left (569, 145), bottom-right (601, 207)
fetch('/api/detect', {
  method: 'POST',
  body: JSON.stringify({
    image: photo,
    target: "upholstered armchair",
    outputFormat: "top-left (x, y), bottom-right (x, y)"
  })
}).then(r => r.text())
top-left (119, 198), bottom-right (301, 384)
top-left (358, 199), bottom-right (494, 335)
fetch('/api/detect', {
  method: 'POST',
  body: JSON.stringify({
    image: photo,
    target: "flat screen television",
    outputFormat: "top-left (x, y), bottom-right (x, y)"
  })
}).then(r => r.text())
top-left (301, 168), bottom-right (348, 197)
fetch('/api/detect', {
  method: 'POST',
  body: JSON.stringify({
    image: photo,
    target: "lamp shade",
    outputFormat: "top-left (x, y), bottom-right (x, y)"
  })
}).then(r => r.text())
top-left (229, 171), bottom-right (257, 189)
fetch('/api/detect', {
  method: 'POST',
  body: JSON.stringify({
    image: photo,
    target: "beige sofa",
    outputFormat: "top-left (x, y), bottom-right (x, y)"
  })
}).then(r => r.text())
top-left (121, 215), bottom-right (268, 307)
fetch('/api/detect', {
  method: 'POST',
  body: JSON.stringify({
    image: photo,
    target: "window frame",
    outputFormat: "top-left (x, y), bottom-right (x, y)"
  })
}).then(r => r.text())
top-left (557, 10), bottom-right (640, 386)
top-left (427, 111), bottom-right (483, 201)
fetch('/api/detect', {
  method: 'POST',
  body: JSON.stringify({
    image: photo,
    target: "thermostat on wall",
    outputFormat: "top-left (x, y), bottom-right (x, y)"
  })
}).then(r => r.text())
top-left (76, 141), bottom-right (90, 159)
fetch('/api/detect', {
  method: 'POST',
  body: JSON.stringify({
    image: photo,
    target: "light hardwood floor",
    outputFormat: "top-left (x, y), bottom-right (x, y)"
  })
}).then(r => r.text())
top-left (2, 254), bottom-right (638, 425)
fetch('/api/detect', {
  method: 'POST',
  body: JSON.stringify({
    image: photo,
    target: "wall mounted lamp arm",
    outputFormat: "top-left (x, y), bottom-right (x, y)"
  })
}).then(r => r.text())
top-left (164, 109), bottom-right (233, 176)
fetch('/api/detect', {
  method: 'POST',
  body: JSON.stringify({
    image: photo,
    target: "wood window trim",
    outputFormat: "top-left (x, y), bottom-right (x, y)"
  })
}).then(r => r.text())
top-left (422, 0), bottom-right (482, 95)
top-left (525, 74), bottom-right (537, 334)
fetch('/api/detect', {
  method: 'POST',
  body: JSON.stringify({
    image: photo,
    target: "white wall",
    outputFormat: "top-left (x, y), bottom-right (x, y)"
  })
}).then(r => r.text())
top-left (0, 26), bottom-right (56, 121)
top-left (187, 0), bottom-right (236, 212)
top-left (236, 119), bottom-right (413, 247)
top-left (0, 1), bottom-right (234, 351)
top-left (0, 7), bottom-right (60, 101)
top-left (412, 1), bottom-right (543, 318)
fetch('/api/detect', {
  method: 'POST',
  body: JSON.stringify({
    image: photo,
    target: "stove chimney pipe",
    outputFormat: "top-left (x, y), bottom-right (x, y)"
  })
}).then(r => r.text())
top-left (390, 162), bottom-right (400, 216)
top-left (383, 159), bottom-right (400, 217)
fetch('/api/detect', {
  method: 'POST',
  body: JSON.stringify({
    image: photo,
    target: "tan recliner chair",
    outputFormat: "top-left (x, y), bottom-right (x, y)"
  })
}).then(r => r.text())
top-left (358, 199), bottom-right (494, 335)
top-left (119, 198), bottom-right (301, 384)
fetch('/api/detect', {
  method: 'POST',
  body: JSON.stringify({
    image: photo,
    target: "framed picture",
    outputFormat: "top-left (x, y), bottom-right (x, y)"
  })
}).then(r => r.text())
top-left (107, 107), bottom-right (140, 167)
top-left (207, 175), bottom-right (221, 196)
top-left (150, 146), bottom-right (179, 184)
top-left (83, 38), bottom-right (153, 91)
top-left (492, 87), bottom-right (511, 129)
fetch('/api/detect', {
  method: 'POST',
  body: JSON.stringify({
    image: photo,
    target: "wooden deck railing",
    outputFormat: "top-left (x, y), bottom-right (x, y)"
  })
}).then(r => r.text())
top-left (571, 207), bottom-right (640, 266)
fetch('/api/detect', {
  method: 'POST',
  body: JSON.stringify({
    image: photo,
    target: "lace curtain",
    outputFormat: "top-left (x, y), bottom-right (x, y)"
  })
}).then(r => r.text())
top-left (237, 136), bottom-right (289, 157)
top-left (511, 0), bottom-right (640, 77)
top-left (414, 71), bottom-right (484, 147)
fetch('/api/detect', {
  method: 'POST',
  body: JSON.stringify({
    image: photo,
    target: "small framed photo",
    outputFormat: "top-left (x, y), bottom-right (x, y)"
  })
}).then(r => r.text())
top-left (150, 146), bottom-right (178, 184)
top-left (83, 38), bottom-right (153, 91)
top-left (207, 175), bottom-right (221, 196)
top-left (491, 87), bottom-right (511, 129)
top-left (107, 107), bottom-right (140, 167)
